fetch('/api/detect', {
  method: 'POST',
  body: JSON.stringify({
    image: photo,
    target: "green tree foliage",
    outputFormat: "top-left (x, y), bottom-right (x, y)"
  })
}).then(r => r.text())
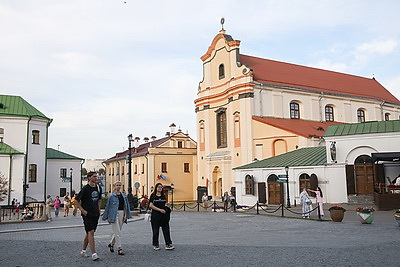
top-left (0, 172), bottom-right (9, 202)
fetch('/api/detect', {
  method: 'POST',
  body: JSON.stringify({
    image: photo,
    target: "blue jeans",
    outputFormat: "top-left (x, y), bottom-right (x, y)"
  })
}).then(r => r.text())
top-left (55, 207), bottom-right (59, 217)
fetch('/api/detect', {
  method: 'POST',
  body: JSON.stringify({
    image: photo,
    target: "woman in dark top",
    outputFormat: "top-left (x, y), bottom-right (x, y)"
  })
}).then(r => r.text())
top-left (149, 183), bottom-right (174, 251)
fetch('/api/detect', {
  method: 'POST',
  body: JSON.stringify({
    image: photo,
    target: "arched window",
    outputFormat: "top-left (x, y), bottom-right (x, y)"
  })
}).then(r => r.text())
top-left (267, 174), bottom-right (278, 182)
top-left (385, 113), bottom-right (390, 121)
top-left (216, 108), bottom-right (227, 148)
top-left (355, 155), bottom-right (373, 164)
top-left (29, 164), bottom-right (37, 182)
top-left (325, 105), bottom-right (334, 122)
top-left (234, 114), bottom-right (240, 147)
top-left (219, 64), bottom-right (225, 79)
top-left (32, 130), bottom-right (40, 144)
top-left (245, 175), bottom-right (254, 195)
top-left (299, 173), bottom-right (311, 193)
top-left (357, 109), bottom-right (365, 123)
top-left (290, 102), bottom-right (300, 119)
top-left (199, 122), bottom-right (205, 151)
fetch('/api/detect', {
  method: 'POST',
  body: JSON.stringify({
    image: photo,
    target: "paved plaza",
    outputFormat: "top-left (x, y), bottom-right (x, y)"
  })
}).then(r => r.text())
top-left (0, 208), bottom-right (399, 267)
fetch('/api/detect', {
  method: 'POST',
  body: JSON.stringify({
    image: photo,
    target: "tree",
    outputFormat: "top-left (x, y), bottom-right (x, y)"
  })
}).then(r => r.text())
top-left (0, 171), bottom-right (9, 202)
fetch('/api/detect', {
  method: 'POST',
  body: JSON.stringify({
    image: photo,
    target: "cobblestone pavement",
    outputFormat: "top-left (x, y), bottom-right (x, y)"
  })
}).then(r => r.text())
top-left (0, 207), bottom-right (398, 267)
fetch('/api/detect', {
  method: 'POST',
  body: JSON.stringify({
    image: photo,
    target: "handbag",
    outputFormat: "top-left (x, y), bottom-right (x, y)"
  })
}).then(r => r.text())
top-left (305, 198), bottom-right (312, 205)
top-left (144, 211), bottom-right (151, 222)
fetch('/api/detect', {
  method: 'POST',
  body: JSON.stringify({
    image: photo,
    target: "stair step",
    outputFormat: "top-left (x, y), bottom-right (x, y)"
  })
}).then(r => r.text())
top-left (347, 195), bottom-right (374, 205)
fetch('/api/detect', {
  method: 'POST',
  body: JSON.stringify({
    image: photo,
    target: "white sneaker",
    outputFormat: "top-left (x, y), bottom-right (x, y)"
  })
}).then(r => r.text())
top-left (80, 251), bottom-right (89, 258)
top-left (92, 253), bottom-right (100, 261)
top-left (153, 246), bottom-right (160, 251)
top-left (165, 244), bottom-right (175, 250)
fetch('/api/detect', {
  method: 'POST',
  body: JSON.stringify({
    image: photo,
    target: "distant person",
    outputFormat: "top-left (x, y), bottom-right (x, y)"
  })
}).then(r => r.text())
top-left (11, 198), bottom-right (16, 212)
top-left (21, 207), bottom-right (34, 221)
top-left (63, 192), bottom-right (71, 217)
top-left (102, 181), bottom-right (132, 255)
top-left (54, 196), bottom-right (61, 217)
top-left (308, 187), bottom-right (324, 216)
top-left (299, 188), bottom-right (312, 218)
top-left (202, 192), bottom-right (208, 211)
top-left (74, 172), bottom-right (102, 261)
top-left (149, 183), bottom-right (174, 251)
top-left (222, 192), bottom-right (229, 212)
top-left (45, 195), bottom-right (53, 222)
top-left (71, 192), bottom-right (78, 216)
top-left (229, 192), bottom-right (236, 212)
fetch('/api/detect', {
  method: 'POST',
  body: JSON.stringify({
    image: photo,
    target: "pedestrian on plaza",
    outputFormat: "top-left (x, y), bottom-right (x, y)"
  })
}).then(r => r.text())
top-left (11, 198), bottom-right (16, 212)
top-left (45, 195), bottom-right (53, 222)
top-left (63, 192), bottom-right (71, 217)
top-left (202, 192), bottom-right (208, 211)
top-left (222, 191), bottom-right (229, 212)
top-left (54, 196), bottom-right (61, 217)
top-left (74, 171), bottom-right (102, 261)
top-left (308, 187), bottom-right (324, 216)
top-left (102, 181), bottom-right (131, 256)
top-left (299, 188), bottom-right (312, 218)
top-left (71, 191), bottom-right (78, 216)
top-left (229, 192), bottom-right (236, 212)
top-left (149, 182), bottom-right (174, 251)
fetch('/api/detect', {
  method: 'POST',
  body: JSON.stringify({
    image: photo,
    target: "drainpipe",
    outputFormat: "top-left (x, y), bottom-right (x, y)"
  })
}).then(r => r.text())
top-left (145, 153), bottom-right (149, 195)
top-left (80, 159), bottom-right (85, 191)
top-left (23, 116), bottom-right (32, 206)
top-left (101, 161), bottom-right (106, 194)
top-left (8, 155), bottom-right (13, 205)
top-left (44, 118), bottom-right (52, 202)
top-left (319, 93), bottom-right (324, 122)
top-left (380, 101), bottom-right (385, 121)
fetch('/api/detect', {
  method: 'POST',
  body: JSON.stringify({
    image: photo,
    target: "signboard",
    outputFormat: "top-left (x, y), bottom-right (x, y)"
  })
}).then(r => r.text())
top-left (278, 174), bottom-right (288, 178)
top-left (62, 177), bottom-right (71, 183)
top-left (277, 179), bottom-right (287, 183)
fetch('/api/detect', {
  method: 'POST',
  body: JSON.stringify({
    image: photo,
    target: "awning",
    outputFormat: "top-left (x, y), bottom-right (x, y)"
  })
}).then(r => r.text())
top-left (371, 152), bottom-right (400, 162)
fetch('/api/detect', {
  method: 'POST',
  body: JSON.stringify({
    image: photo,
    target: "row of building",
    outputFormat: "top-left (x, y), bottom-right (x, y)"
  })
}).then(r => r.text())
top-left (1, 28), bottom-right (400, 208)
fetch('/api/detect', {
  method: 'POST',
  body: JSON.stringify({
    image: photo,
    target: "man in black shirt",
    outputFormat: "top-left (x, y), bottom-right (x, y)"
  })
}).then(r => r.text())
top-left (74, 171), bottom-right (102, 261)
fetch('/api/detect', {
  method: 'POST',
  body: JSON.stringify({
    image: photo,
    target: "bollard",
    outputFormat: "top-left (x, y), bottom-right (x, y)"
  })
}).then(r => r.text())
top-left (197, 202), bottom-right (200, 212)
top-left (213, 201), bottom-right (217, 212)
top-left (256, 201), bottom-right (259, 215)
top-left (281, 204), bottom-right (284, 217)
top-left (184, 202), bottom-right (186, 211)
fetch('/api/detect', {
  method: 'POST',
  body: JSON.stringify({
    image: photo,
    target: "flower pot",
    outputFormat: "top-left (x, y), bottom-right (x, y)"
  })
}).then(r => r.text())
top-left (329, 209), bottom-right (345, 222)
top-left (395, 213), bottom-right (400, 227)
top-left (357, 212), bottom-right (374, 224)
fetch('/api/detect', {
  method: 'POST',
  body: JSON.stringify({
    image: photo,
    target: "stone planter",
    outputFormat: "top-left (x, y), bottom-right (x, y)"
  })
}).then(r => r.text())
top-left (357, 212), bottom-right (374, 224)
top-left (395, 213), bottom-right (400, 227)
top-left (329, 209), bottom-right (345, 222)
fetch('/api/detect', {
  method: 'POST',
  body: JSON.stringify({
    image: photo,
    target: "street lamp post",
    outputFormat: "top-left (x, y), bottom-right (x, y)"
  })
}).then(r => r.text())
top-left (69, 168), bottom-right (73, 195)
top-left (127, 134), bottom-right (134, 209)
top-left (171, 183), bottom-right (174, 210)
top-left (285, 166), bottom-right (291, 208)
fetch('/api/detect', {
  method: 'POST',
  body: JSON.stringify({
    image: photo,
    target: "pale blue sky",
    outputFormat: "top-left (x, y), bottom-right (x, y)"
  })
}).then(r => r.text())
top-left (1, 0), bottom-right (400, 159)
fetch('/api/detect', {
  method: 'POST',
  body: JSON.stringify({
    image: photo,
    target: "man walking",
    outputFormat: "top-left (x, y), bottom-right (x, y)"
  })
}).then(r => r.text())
top-left (74, 172), bottom-right (102, 261)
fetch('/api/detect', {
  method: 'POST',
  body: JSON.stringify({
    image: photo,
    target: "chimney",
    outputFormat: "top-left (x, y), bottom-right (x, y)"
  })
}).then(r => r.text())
top-left (165, 132), bottom-right (170, 137)
top-left (151, 135), bottom-right (157, 141)
top-left (144, 137), bottom-right (149, 143)
top-left (169, 123), bottom-right (176, 134)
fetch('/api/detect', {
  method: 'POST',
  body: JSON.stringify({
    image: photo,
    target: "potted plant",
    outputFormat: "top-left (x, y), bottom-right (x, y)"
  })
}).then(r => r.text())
top-left (356, 207), bottom-right (375, 224)
top-left (328, 205), bottom-right (346, 222)
top-left (395, 210), bottom-right (400, 227)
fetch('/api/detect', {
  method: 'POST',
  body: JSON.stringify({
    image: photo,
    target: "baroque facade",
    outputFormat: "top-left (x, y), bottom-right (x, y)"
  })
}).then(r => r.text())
top-left (195, 29), bottom-right (400, 200)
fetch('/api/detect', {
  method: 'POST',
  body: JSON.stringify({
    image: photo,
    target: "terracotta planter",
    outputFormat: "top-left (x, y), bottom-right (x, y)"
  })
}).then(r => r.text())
top-left (329, 209), bottom-right (345, 222)
top-left (357, 212), bottom-right (374, 224)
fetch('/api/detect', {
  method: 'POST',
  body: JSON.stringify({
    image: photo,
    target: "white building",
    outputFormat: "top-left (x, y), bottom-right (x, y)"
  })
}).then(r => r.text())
top-left (0, 95), bottom-right (52, 205)
top-left (234, 120), bottom-right (400, 209)
top-left (46, 148), bottom-right (84, 198)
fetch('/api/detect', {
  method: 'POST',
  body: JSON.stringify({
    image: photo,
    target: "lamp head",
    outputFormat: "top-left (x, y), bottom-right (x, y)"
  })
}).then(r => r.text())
top-left (128, 134), bottom-right (133, 141)
top-left (285, 166), bottom-right (289, 172)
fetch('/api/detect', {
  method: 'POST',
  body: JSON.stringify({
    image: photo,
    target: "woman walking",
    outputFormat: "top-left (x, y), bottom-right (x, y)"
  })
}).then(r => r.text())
top-left (149, 183), bottom-right (174, 251)
top-left (299, 188), bottom-right (312, 218)
top-left (308, 187), bottom-right (324, 216)
top-left (102, 181), bottom-right (131, 255)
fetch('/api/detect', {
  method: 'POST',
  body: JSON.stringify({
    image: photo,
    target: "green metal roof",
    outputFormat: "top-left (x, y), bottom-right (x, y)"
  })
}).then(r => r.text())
top-left (0, 142), bottom-right (23, 155)
top-left (234, 146), bottom-right (326, 170)
top-left (324, 120), bottom-right (400, 137)
top-left (0, 95), bottom-right (50, 120)
top-left (47, 148), bottom-right (83, 160)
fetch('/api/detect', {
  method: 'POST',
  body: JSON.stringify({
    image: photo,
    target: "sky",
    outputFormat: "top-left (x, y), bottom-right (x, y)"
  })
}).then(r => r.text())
top-left (1, 0), bottom-right (400, 160)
